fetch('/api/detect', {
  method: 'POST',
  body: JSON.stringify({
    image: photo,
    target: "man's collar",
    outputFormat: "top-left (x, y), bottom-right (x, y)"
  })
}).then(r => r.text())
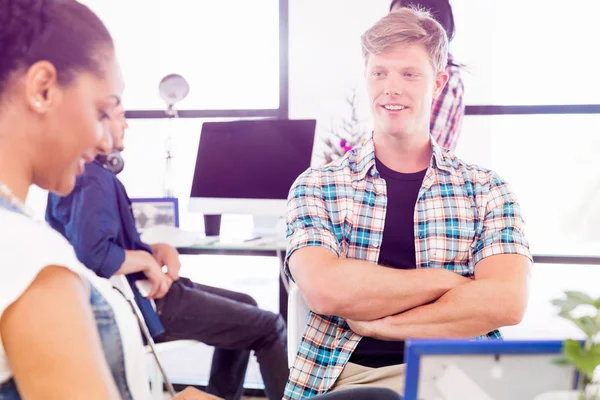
top-left (430, 138), bottom-right (453, 173)
top-left (352, 133), bottom-right (452, 181)
top-left (352, 136), bottom-right (377, 181)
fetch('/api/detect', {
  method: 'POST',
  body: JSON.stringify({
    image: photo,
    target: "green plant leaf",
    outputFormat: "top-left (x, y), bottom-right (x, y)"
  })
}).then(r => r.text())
top-left (559, 313), bottom-right (598, 337)
top-left (551, 355), bottom-right (571, 366)
top-left (565, 291), bottom-right (596, 306)
top-left (552, 298), bottom-right (581, 313)
top-left (557, 310), bottom-right (578, 324)
top-left (563, 339), bottom-right (582, 355)
top-left (594, 298), bottom-right (600, 310)
top-left (580, 316), bottom-right (599, 334)
top-left (563, 340), bottom-right (600, 377)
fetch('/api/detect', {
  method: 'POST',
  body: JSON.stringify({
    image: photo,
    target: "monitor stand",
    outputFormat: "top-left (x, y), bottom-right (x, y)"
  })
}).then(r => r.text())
top-left (204, 214), bottom-right (222, 236)
top-left (252, 215), bottom-right (284, 238)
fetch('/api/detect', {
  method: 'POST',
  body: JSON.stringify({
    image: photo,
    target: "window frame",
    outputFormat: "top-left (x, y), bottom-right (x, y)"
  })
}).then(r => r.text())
top-left (125, 0), bottom-right (289, 120)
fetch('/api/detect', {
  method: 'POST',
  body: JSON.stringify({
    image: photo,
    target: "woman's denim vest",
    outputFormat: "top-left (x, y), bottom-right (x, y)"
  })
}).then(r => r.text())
top-left (0, 199), bottom-right (133, 399)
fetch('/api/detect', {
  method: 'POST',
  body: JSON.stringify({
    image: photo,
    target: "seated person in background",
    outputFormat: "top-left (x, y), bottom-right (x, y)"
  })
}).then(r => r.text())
top-left (0, 0), bottom-right (215, 398)
top-left (390, 0), bottom-right (465, 151)
top-left (46, 103), bottom-right (289, 400)
top-left (283, 8), bottom-right (531, 399)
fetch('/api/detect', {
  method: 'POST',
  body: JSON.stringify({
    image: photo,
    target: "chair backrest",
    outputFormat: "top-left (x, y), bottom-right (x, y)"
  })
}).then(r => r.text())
top-left (110, 275), bottom-right (135, 300)
top-left (287, 283), bottom-right (311, 367)
top-left (109, 275), bottom-right (157, 311)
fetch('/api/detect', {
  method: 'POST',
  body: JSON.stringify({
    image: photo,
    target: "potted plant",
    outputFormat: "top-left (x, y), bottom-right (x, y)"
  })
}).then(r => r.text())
top-left (549, 290), bottom-right (600, 399)
top-left (321, 88), bottom-right (369, 165)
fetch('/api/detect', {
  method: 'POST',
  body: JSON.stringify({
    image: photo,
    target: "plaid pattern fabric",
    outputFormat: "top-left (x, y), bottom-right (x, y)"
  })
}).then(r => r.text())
top-left (284, 137), bottom-right (531, 399)
top-left (431, 56), bottom-right (465, 151)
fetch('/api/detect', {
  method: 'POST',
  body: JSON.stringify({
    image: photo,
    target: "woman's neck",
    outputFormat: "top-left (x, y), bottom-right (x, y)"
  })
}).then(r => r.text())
top-left (0, 137), bottom-right (33, 203)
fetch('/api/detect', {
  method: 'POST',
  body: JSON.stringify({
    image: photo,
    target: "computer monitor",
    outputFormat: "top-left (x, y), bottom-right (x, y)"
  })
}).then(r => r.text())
top-left (189, 119), bottom-right (316, 232)
top-left (404, 339), bottom-right (578, 400)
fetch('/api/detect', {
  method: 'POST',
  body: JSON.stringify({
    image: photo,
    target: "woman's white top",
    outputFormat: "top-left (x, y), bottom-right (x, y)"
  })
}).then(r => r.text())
top-left (0, 209), bottom-right (150, 399)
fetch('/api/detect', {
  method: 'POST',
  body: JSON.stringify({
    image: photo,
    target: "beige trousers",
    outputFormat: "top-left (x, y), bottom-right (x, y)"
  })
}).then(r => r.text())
top-left (329, 362), bottom-right (406, 395)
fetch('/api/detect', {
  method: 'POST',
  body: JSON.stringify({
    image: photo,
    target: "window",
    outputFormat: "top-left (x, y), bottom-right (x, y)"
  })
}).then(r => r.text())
top-left (80, 0), bottom-right (281, 111)
top-left (450, 0), bottom-right (600, 256)
top-left (456, 114), bottom-right (600, 256)
top-left (452, 0), bottom-right (600, 106)
top-left (503, 263), bottom-right (600, 340)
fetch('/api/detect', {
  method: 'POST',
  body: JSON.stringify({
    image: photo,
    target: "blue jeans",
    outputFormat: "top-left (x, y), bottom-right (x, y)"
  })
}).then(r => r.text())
top-left (90, 283), bottom-right (133, 400)
top-left (0, 283), bottom-right (133, 399)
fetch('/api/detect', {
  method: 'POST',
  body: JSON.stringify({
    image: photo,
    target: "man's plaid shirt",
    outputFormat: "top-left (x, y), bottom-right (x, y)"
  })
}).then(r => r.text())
top-left (283, 137), bottom-right (531, 399)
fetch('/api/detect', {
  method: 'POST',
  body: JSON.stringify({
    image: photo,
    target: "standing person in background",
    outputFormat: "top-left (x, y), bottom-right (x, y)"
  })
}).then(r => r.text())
top-left (391, 0), bottom-right (465, 151)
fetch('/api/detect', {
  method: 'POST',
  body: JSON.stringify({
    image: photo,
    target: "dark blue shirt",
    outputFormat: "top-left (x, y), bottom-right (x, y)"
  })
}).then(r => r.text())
top-left (46, 161), bottom-right (165, 338)
top-left (349, 158), bottom-right (427, 368)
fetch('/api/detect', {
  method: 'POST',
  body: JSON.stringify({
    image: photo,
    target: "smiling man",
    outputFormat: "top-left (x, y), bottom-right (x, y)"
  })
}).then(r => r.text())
top-left (283, 8), bottom-right (532, 399)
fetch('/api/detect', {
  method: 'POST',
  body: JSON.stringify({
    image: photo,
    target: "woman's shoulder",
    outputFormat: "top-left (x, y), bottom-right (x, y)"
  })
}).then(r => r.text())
top-left (0, 209), bottom-right (77, 256)
top-left (0, 209), bottom-right (95, 315)
top-left (0, 210), bottom-right (90, 283)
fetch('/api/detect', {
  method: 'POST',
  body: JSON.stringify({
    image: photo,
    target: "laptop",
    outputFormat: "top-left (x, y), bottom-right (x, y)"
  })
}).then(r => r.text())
top-left (404, 339), bottom-right (578, 400)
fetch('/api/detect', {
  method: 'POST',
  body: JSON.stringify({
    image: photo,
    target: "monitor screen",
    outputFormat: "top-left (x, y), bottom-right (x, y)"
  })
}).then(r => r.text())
top-left (130, 197), bottom-right (179, 233)
top-left (190, 119), bottom-right (316, 201)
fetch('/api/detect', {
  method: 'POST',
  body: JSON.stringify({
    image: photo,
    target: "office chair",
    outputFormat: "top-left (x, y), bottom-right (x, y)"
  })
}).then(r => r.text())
top-left (286, 283), bottom-right (311, 367)
top-left (110, 275), bottom-right (198, 400)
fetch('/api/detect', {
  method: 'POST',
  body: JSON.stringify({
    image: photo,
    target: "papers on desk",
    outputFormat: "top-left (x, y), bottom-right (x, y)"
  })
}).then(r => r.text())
top-left (140, 225), bottom-right (210, 247)
top-left (241, 236), bottom-right (286, 246)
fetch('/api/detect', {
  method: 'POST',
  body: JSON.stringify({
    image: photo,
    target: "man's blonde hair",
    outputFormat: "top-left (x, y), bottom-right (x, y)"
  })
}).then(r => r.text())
top-left (361, 7), bottom-right (448, 74)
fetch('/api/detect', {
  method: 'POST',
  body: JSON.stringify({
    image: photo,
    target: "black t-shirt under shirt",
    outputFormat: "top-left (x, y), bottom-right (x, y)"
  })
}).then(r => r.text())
top-left (348, 158), bottom-right (427, 368)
